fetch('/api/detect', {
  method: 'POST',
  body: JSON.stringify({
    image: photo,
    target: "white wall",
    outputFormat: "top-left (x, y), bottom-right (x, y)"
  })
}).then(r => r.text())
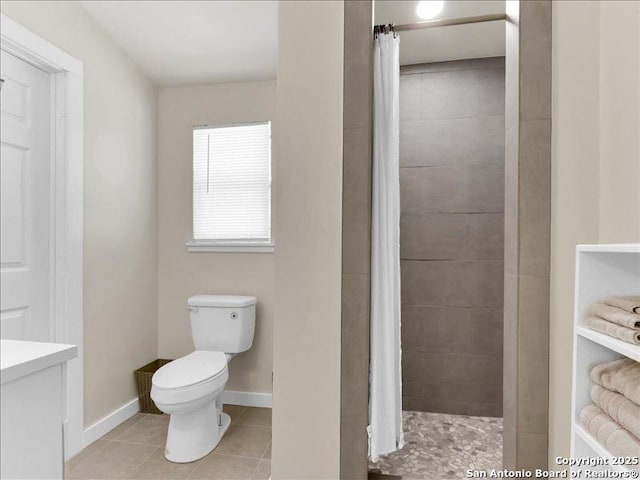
top-left (550, 0), bottom-right (640, 466)
top-left (0, 1), bottom-right (159, 426)
top-left (271, 1), bottom-right (344, 478)
top-left (157, 81), bottom-right (276, 394)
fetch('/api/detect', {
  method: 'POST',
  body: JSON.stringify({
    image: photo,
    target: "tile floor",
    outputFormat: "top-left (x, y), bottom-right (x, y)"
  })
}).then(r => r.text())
top-left (369, 411), bottom-right (503, 480)
top-left (65, 405), bottom-right (271, 480)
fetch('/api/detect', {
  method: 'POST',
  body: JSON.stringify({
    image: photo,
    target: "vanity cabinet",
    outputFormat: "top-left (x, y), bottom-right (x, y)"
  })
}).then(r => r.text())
top-left (1, 340), bottom-right (77, 479)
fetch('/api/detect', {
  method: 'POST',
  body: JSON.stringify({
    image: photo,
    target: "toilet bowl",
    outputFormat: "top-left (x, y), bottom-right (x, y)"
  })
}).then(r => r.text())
top-left (151, 351), bottom-right (229, 462)
top-left (150, 295), bottom-right (256, 463)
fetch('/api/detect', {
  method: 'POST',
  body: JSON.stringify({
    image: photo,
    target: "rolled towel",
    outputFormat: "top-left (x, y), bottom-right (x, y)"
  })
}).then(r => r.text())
top-left (604, 296), bottom-right (640, 314)
top-left (584, 316), bottom-right (640, 345)
top-left (589, 303), bottom-right (640, 329)
top-left (591, 358), bottom-right (640, 406)
top-left (591, 384), bottom-right (640, 439)
top-left (579, 404), bottom-right (640, 458)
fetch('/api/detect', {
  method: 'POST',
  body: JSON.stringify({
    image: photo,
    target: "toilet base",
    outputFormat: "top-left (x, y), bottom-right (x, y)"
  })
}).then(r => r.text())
top-left (164, 401), bottom-right (230, 463)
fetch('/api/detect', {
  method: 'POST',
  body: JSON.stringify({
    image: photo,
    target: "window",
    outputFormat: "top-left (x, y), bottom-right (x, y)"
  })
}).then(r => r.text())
top-left (188, 122), bottom-right (272, 252)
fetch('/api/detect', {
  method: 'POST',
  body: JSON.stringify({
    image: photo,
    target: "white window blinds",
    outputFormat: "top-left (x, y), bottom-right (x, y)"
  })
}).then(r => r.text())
top-left (193, 122), bottom-right (271, 243)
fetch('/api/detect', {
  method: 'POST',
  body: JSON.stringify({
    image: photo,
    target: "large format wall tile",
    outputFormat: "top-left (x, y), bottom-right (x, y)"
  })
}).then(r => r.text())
top-left (402, 351), bottom-right (427, 398)
top-left (402, 305), bottom-right (503, 357)
top-left (400, 116), bottom-right (505, 167)
top-left (518, 432), bottom-right (549, 472)
top-left (401, 351), bottom-right (503, 416)
top-left (403, 352), bottom-right (502, 388)
top-left (401, 260), bottom-right (504, 308)
top-left (343, 127), bottom-right (372, 274)
top-left (402, 305), bottom-right (470, 353)
top-left (467, 307), bottom-right (504, 357)
top-left (400, 166), bottom-right (468, 213)
top-left (343, 0), bottom-right (373, 70)
top-left (467, 165), bottom-right (505, 213)
top-left (469, 213), bottom-right (504, 260)
top-left (421, 68), bottom-right (505, 120)
top-left (400, 74), bottom-right (422, 123)
top-left (400, 212), bottom-right (504, 261)
top-left (400, 213), bottom-right (469, 260)
top-left (404, 396), bottom-right (502, 417)
top-left (340, 414), bottom-right (368, 478)
top-left (400, 165), bottom-right (504, 214)
top-left (341, 273), bottom-right (370, 419)
top-left (517, 120), bottom-right (551, 277)
top-left (519, 0), bottom-right (551, 122)
top-left (400, 57), bottom-right (505, 76)
top-left (516, 275), bottom-right (550, 434)
top-left (503, 422), bottom-right (517, 470)
top-left (345, 60), bottom-right (373, 129)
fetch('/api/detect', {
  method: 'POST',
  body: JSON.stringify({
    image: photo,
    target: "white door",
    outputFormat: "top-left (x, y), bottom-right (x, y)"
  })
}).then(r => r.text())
top-left (1, 50), bottom-right (51, 342)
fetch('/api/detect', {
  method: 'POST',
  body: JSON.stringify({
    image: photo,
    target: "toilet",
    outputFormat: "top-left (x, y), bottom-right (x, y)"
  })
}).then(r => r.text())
top-left (150, 294), bottom-right (256, 463)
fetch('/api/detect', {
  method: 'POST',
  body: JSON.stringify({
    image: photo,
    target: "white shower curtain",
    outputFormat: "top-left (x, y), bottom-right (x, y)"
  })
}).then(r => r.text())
top-left (368, 30), bottom-right (403, 460)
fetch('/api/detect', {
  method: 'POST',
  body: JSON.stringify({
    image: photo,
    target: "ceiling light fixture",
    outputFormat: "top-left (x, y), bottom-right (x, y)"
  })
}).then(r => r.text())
top-left (416, 0), bottom-right (444, 20)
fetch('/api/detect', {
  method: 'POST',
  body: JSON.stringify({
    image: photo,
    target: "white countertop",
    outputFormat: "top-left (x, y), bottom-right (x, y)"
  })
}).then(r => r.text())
top-left (1, 339), bottom-right (77, 385)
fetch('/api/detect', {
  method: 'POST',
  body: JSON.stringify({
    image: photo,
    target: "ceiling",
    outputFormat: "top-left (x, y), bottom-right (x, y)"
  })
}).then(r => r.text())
top-left (80, 1), bottom-right (278, 87)
top-left (80, 1), bottom-right (504, 86)
top-left (374, 1), bottom-right (506, 65)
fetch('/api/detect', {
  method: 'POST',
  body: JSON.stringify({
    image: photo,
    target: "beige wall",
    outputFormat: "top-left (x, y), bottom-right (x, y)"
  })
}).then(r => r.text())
top-left (272, 1), bottom-right (344, 478)
top-left (0, 1), bottom-right (159, 426)
top-left (550, 0), bottom-right (640, 466)
top-left (550, 0), bottom-right (601, 465)
top-left (598, 1), bottom-right (640, 243)
top-left (157, 82), bottom-right (276, 394)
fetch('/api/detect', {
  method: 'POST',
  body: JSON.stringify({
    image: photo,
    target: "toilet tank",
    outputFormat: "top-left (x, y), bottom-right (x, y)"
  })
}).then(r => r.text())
top-left (188, 295), bottom-right (256, 353)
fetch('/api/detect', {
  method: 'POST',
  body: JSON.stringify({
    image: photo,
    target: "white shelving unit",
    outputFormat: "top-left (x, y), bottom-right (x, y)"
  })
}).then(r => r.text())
top-left (570, 244), bottom-right (640, 475)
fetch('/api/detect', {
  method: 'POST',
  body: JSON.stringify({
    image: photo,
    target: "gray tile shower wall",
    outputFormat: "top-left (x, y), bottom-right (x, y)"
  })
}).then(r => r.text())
top-left (399, 57), bottom-right (505, 417)
top-left (503, 0), bottom-right (551, 469)
top-left (341, 1), bottom-right (373, 479)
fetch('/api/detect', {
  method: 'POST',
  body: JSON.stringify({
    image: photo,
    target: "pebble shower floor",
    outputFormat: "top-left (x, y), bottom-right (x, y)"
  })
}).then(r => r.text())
top-left (369, 411), bottom-right (503, 480)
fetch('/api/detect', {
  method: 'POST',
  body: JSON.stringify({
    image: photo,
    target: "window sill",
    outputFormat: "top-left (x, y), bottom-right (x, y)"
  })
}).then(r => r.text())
top-left (186, 241), bottom-right (275, 253)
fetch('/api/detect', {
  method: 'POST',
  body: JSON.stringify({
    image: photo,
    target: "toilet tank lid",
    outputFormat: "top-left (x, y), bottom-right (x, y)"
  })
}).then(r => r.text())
top-left (188, 295), bottom-right (257, 308)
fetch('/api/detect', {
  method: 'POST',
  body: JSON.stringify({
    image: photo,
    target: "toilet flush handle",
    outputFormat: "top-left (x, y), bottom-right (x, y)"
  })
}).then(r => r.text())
top-left (188, 306), bottom-right (199, 313)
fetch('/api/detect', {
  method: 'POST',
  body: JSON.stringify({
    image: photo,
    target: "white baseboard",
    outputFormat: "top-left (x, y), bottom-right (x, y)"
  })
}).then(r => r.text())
top-left (82, 398), bottom-right (140, 448)
top-left (79, 390), bottom-right (270, 451)
top-left (222, 390), bottom-right (272, 408)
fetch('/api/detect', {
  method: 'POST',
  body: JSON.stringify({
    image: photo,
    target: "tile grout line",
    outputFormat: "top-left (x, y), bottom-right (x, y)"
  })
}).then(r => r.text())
top-left (110, 413), bottom-right (149, 441)
top-left (232, 406), bottom-right (249, 424)
top-left (66, 413), bottom-right (149, 474)
top-left (111, 438), bottom-right (166, 448)
top-left (65, 438), bottom-right (114, 473)
top-left (185, 458), bottom-right (207, 480)
top-left (248, 461), bottom-right (261, 480)
top-left (180, 453), bottom-right (205, 480)
top-left (234, 423), bottom-right (272, 429)
top-left (213, 451), bottom-right (269, 461)
top-left (259, 440), bottom-right (272, 460)
top-left (124, 445), bottom-right (160, 479)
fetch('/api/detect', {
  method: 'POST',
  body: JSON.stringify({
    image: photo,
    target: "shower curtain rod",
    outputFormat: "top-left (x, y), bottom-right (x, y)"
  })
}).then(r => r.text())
top-left (393, 13), bottom-right (507, 32)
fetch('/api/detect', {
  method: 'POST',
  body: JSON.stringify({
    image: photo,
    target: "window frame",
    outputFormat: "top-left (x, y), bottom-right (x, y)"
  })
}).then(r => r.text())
top-left (187, 121), bottom-right (274, 253)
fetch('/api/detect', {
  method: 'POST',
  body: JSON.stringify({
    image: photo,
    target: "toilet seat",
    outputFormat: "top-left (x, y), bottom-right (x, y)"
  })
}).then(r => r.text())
top-left (151, 351), bottom-right (228, 405)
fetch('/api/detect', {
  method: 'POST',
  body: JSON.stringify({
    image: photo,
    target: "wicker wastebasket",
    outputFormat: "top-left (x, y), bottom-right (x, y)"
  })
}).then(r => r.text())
top-left (134, 359), bottom-right (173, 414)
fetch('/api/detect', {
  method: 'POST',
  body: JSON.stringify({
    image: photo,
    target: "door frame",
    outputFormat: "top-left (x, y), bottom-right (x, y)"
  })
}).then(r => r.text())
top-left (1, 14), bottom-right (84, 459)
